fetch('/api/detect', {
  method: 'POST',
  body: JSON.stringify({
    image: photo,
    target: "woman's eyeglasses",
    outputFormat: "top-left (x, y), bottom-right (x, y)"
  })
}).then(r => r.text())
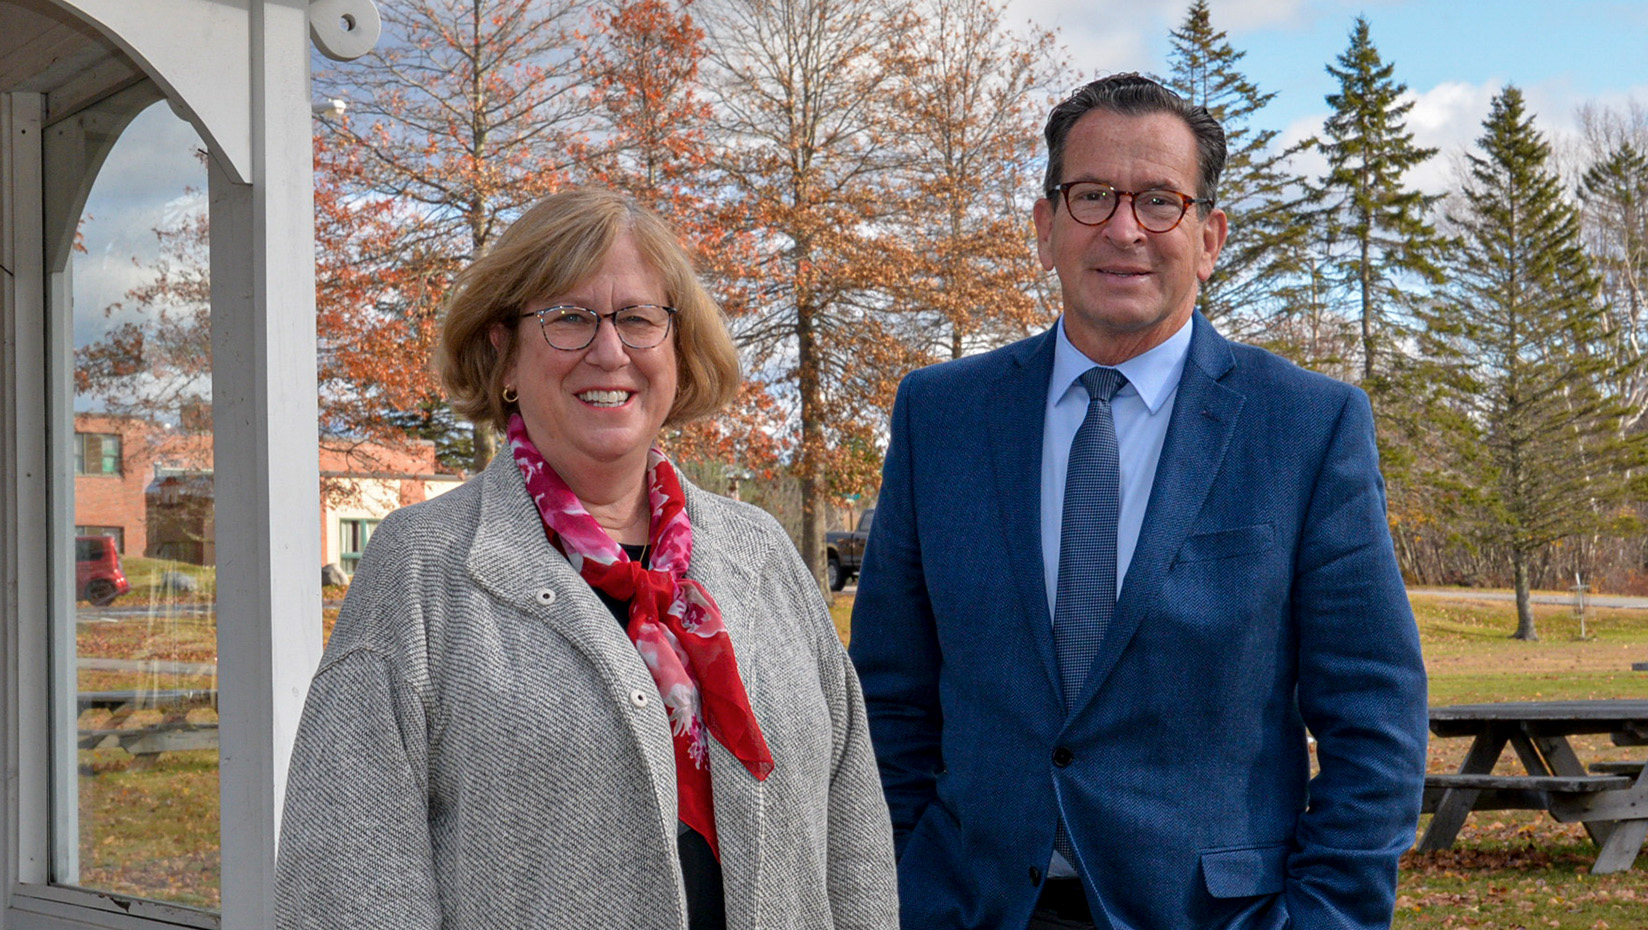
top-left (520, 304), bottom-right (678, 351)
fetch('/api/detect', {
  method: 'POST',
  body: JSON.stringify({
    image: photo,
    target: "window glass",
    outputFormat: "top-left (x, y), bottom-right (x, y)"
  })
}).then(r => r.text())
top-left (56, 99), bottom-right (220, 912)
top-left (73, 432), bottom-right (124, 475)
top-left (339, 518), bottom-right (380, 574)
top-left (75, 525), bottom-right (126, 554)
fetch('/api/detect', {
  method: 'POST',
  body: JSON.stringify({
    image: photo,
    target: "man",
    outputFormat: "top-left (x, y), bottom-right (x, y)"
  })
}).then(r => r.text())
top-left (848, 73), bottom-right (1428, 930)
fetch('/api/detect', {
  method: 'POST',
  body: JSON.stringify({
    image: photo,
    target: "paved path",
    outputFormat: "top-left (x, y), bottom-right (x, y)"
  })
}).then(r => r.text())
top-left (1409, 587), bottom-right (1648, 610)
top-left (78, 656), bottom-right (216, 676)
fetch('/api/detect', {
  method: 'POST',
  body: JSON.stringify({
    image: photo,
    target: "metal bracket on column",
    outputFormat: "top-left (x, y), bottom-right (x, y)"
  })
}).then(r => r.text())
top-left (309, 0), bottom-right (381, 61)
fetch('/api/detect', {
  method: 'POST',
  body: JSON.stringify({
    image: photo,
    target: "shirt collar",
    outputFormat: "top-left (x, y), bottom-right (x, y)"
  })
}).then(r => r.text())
top-left (1049, 315), bottom-right (1193, 415)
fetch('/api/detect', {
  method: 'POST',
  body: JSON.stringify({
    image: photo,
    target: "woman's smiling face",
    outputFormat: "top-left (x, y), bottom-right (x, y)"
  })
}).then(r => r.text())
top-left (500, 230), bottom-right (678, 479)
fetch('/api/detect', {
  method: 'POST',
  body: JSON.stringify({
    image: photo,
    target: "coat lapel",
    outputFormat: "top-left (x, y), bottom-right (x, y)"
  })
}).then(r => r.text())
top-left (1068, 314), bottom-right (1245, 713)
top-left (466, 459), bottom-right (773, 887)
top-left (679, 485), bottom-right (771, 913)
top-left (463, 454), bottom-right (683, 860)
top-left (678, 483), bottom-right (770, 704)
top-left (463, 454), bottom-right (601, 621)
top-left (986, 327), bottom-right (1061, 692)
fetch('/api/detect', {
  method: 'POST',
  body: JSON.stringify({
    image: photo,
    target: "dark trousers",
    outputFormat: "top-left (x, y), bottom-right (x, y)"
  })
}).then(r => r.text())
top-left (1027, 879), bottom-right (1096, 930)
top-left (1026, 913), bottom-right (1097, 930)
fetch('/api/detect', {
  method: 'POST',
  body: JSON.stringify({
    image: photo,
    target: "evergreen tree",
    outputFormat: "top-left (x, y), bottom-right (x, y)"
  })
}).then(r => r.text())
top-left (1162, 0), bottom-right (1308, 342)
top-left (1315, 16), bottom-right (1447, 384)
top-left (1420, 87), bottom-right (1644, 640)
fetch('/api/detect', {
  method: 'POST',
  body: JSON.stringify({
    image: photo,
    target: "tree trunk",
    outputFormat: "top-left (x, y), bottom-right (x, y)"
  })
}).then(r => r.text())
top-left (1511, 549), bottom-right (1538, 640)
top-left (1359, 201), bottom-right (1374, 385)
top-left (472, 424), bottom-right (497, 473)
top-left (795, 287), bottom-right (830, 599)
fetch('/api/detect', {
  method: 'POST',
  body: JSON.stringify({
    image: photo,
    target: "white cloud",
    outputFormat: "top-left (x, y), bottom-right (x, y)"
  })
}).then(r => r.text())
top-left (1268, 82), bottom-right (1496, 196)
top-left (1401, 81), bottom-right (1499, 193)
top-left (999, 0), bottom-right (1185, 77)
top-left (1272, 76), bottom-right (1648, 201)
top-left (1208, 0), bottom-right (1316, 31)
top-left (72, 104), bottom-right (209, 349)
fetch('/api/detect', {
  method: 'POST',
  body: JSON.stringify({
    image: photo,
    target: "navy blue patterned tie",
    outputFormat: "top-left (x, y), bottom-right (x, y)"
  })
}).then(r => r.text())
top-left (1054, 366), bottom-right (1127, 708)
top-left (1051, 367), bottom-right (1125, 867)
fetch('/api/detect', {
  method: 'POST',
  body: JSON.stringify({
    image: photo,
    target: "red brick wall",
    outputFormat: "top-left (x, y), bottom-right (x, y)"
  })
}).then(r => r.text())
top-left (73, 415), bottom-right (208, 557)
top-left (74, 416), bottom-right (461, 565)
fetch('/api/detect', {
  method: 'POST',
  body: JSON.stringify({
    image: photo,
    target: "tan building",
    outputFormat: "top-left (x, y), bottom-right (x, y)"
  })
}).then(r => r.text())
top-left (318, 441), bottom-right (464, 575)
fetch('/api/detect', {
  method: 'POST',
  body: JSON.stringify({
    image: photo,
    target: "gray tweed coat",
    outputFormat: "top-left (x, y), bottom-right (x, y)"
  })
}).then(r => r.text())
top-left (274, 455), bottom-right (898, 930)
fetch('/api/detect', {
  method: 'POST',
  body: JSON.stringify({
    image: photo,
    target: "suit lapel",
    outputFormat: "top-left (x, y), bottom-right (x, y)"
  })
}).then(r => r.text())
top-left (986, 328), bottom-right (1061, 692)
top-left (1069, 314), bottom-right (1244, 713)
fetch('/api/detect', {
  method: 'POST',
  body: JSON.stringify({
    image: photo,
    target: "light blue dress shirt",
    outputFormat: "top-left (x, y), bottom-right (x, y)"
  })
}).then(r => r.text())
top-left (1040, 316), bottom-right (1192, 632)
top-left (1038, 315), bottom-right (1191, 879)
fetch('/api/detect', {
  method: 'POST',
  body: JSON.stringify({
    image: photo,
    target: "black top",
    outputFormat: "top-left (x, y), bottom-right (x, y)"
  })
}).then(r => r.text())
top-left (595, 544), bottom-right (727, 930)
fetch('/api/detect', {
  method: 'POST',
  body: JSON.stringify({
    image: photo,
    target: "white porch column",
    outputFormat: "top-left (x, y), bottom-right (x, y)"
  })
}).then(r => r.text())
top-left (206, 2), bottom-right (323, 928)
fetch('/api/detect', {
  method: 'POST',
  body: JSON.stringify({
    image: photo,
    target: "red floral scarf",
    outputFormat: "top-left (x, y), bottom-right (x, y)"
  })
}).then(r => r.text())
top-left (506, 413), bottom-right (773, 859)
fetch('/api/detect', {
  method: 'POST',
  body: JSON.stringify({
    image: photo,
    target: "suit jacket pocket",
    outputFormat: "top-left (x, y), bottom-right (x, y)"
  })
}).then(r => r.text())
top-left (1200, 842), bottom-right (1289, 898)
top-left (1176, 523), bottom-right (1275, 564)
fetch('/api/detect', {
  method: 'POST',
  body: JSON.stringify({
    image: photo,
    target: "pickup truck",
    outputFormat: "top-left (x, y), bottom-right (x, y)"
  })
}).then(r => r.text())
top-left (825, 508), bottom-right (874, 591)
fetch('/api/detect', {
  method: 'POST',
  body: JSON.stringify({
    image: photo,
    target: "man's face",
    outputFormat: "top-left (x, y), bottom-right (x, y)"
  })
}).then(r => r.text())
top-left (1033, 109), bottom-right (1227, 365)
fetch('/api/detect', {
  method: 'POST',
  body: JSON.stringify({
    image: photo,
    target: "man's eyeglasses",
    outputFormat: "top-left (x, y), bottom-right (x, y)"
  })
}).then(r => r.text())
top-left (1048, 181), bottom-right (1213, 233)
top-left (520, 304), bottom-right (678, 351)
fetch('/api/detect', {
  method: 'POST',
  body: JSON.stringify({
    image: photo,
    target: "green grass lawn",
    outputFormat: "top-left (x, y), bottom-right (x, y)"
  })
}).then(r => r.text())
top-left (1402, 593), bottom-right (1648, 927)
top-left (112, 556), bottom-right (217, 605)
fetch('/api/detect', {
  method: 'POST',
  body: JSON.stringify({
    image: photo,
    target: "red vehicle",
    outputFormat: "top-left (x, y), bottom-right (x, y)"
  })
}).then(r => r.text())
top-left (76, 535), bottom-right (130, 606)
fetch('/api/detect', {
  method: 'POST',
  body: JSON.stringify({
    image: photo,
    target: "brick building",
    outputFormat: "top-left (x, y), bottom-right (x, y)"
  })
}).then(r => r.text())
top-left (72, 414), bottom-right (211, 557)
top-left (74, 413), bottom-right (462, 574)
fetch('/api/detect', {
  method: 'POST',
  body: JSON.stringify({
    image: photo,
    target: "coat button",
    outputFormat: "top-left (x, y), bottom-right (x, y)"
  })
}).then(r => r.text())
top-left (534, 588), bottom-right (557, 606)
top-left (1028, 866), bottom-right (1042, 886)
top-left (1052, 746), bottom-right (1074, 767)
top-left (629, 689), bottom-right (650, 708)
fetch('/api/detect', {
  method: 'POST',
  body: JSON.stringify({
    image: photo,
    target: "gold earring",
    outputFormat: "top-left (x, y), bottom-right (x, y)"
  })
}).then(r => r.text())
top-left (502, 385), bottom-right (519, 403)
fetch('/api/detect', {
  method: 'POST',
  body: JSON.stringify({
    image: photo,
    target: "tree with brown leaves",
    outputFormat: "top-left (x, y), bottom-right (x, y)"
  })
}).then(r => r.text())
top-left (897, 0), bottom-right (1059, 360)
top-left (702, 0), bottom-right (928, 590)
top-left (315, 0), bottom-right (601, 470)
top-left (584, 0), bottom-right (787, 478)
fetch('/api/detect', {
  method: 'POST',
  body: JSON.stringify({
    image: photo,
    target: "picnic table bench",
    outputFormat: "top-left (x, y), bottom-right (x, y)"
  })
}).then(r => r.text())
top-left (1420, 700), bottom-right (1648, 873)
top-left (77, 688), bottom-right (218, 760)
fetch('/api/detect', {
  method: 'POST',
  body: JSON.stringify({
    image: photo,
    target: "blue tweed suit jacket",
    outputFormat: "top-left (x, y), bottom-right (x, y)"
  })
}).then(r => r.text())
top-left (848, 314), bottom-right (1429, 930)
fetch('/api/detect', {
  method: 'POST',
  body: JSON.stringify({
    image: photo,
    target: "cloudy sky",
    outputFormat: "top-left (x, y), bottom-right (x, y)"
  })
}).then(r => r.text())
top-left (73, 105), bottom-right (205, 351)
top-left (1007, 0), bottom-right (1648, 192)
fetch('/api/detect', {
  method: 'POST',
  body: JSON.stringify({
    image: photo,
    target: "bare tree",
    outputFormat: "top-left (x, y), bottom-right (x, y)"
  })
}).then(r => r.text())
top-left (1577, 102), bottom-right (1648, 434)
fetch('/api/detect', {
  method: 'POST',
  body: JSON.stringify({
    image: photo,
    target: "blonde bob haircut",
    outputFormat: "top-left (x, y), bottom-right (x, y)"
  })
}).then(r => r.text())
top-left (438, 188), bottom-right (742, 434)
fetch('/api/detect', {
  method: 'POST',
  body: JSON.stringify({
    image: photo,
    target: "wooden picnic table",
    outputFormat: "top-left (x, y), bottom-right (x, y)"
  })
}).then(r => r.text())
top-left (76, 689), bottom-right (219, 760)
top-left (1421, 699), bottom-right (1648, 873)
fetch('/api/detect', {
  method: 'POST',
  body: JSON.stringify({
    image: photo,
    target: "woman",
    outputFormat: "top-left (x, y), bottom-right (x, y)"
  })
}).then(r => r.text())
top-left (275, 189), bottom-right (897, 930)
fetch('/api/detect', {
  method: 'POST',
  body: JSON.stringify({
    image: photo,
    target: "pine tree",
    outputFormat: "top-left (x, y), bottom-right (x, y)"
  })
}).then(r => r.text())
top-left (1315, 15), bottom-right (1447, 385)
top-left (1162, 0), bottom-right (1308, 341)
top-left (1420, 87), bottom-right (1645, 640)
